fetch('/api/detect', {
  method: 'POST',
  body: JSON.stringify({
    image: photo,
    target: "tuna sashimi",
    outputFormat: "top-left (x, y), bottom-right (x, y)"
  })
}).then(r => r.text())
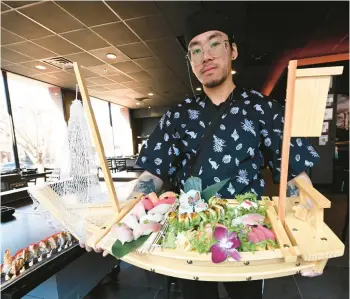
top-left (231, 213), bottom-right (265, 226)
top-left (131, 201), bottom-right (146, 220)
top-left (146, 192), bottom-right (159, 204)
top-left (256, 225), bottom-right (276, 241)
top-left (159, 191), bottom-right (177, 200)
top-left (154, 197), bottom-right (176, 206)
top-left (140, 212), bottom-right (164, 223)
top-left (142, 198), bottom-right (154, 211)
top-left (112, 224), bottom-right (134, 245)
top-left (122, 213), bottom-right (139, 230)
top-left (251, 226), bottom-right (266, 242)
top-left (248, 231), bottom-right (260, 243)
top-left (133, 222), bottom-right (162, 240)
top-left (148, 204), bottom-right (172, 215)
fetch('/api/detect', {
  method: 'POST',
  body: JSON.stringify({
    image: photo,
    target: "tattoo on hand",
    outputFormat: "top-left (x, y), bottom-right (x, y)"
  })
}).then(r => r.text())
top-left (287, 183), bottom-right (300, 197)
top-left (133, 178), bottom-right (156, 194)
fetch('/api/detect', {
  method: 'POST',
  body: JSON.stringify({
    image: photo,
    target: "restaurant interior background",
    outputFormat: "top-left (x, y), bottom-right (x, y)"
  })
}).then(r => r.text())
top-left (0, 1), bottom-right (349, 299)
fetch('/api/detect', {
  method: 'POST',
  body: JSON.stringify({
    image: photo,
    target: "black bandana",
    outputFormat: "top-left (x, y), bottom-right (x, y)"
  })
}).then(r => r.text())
top-left (184, 9), bottom-right (234, 48)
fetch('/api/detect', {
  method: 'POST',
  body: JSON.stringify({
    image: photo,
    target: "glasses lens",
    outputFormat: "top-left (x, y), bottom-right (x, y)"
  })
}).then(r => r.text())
top-left (188, 40), bottom-right (226, 65)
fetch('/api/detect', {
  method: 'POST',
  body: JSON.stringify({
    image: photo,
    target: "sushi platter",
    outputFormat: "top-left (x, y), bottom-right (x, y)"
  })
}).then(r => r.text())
top-left (26, 61), bottom-right (345, 282)
top-left (0, 231), bottom-right (77, 288)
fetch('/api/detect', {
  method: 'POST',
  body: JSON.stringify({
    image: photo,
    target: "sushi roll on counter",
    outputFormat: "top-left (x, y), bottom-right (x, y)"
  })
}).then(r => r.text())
top-left (0, 231), bottom-right (77, 288)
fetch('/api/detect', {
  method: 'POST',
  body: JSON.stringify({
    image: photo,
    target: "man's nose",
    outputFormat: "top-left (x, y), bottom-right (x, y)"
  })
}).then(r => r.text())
top-left (202, 48), bottom-right (214, 63)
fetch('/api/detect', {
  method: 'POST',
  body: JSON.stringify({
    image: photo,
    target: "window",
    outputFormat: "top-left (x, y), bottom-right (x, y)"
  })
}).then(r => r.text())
top-left (90, 97), bottom-right (115, 158)
top-left (111, 103), bottom-right (133, 156)
top-left (0, 72), bottom-right (16, 173)
top-left (7, 73), bottom-right (65, 171)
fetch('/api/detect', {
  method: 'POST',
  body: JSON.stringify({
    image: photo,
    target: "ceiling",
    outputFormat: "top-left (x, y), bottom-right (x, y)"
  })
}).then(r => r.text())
top-left (1, 1), bottom-right (349, 109)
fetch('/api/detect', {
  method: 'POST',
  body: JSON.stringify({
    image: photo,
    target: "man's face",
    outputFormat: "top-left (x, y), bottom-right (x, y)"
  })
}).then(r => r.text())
top-left (188, 30), bottom-right (237, 88)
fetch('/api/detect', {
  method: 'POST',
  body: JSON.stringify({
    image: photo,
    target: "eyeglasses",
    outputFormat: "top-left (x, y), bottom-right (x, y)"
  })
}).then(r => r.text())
top-left (187, 39), bottom-right (229, 66)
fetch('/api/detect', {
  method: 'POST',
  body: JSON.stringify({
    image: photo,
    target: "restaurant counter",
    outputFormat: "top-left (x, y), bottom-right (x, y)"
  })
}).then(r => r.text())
top-left (1, 204), bottom-right (119, 299)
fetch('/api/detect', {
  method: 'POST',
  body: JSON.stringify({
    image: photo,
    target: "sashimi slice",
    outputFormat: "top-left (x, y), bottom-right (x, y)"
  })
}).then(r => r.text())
top-left (131, 201), bottom-right (146, 220)
top-left (248, 231), bottom-right (260, 243)
top-left (122, 213), bottom-right (138, 230)
top-left (148, 204), bottom-right (172, 215)
top-left (111, 224), bottom-right (134, 245)
top-left (231, 213), bottom-right (265, 227)
top-left (159, 191), bottom-right (177, 200)
top-left (142, 198), bottom-right (154, 211)
top-left (133, 222), bottom-right (162, 240)
top-left (256, 225), bottom-right (276, 241)
top-left (140, 212), bottom-right (164, 223)
top-left (251, 227), bottom-right (266, 242)
top-left (154, 197), bottom-right (176, 206)
top-left (146, 192), bottom-right (159, 204)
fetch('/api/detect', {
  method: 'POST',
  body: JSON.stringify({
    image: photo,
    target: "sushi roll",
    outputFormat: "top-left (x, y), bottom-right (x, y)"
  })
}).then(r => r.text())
top-left (48, 235), bottom-right (59, 253)
top-left (64, 231), bottom-right (73, 247)
top-left (1, 249), bottom-right (13, 276)
top-left (168, 211), bottom-right (178, 224)
top-left (188, 212), bottom-right (201, 226)
top-left (55, 232), bottom-right (66, 252)
top-left (212, 205), bottom-right (225, 219)
top-left (38, 240), bottom-right (50, 260)
top-left (198, 211), bottom-right (208, 223)
top-left (28, 243), bottom-right (39, 266)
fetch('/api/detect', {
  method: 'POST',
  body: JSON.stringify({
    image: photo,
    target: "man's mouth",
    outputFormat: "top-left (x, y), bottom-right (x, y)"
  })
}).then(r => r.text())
top-left (202, 66), bottom-right (216, 74)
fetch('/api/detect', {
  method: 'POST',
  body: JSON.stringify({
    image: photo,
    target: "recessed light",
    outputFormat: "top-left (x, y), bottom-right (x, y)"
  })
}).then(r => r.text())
top-left (136, 102), bottom-right (141, 105)
top-left (148, 106), bottom-right (151, 109)
top-left (231, 70), bottom-right (236, 75)
top-left (54, 93), bottom-right (58, 96)
top-left (103, 69), bottom-right (107, 73)
top-left (148, 92), bottom-right (154, 96)
top-left (35, 65), bottom-right (46, 70)
top-left (196, 87), bottom-right (201, 91)
top-left (106, 53), bottom-right (117, 59)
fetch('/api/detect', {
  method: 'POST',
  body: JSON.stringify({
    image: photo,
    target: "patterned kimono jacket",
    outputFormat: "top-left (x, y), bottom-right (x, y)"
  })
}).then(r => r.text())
top-left (136, 87), bottom-right (320, 198)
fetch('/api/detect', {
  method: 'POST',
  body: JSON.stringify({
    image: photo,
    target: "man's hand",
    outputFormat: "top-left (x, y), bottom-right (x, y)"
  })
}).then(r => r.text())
top-left (300, 269), bottom-right (323, 277)
top-left (79, 232), bottom-right (110, 257)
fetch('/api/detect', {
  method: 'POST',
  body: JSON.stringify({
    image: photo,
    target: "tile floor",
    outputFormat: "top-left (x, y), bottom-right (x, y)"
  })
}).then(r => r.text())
top-left (85, 192), bottom-right (349, 299)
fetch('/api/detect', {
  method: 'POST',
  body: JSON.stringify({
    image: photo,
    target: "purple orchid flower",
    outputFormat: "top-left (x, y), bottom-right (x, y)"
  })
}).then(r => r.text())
top-left (210, 226), bottom-right (241, 263)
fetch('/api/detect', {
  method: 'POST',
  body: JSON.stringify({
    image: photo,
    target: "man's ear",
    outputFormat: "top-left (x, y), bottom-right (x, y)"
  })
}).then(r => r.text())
top-left (231, 43), bottom-right (238, 61)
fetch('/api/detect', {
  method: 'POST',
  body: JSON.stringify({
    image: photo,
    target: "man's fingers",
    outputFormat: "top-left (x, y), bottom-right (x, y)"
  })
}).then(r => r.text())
top-left (102, 250), bottom-right (109, 257)
top-left (85, 246), bottom-right (92, 252)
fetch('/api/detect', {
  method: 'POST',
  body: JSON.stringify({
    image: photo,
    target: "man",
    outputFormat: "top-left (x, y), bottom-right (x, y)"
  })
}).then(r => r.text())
top-left (83, 8), bottom-right (322, 298)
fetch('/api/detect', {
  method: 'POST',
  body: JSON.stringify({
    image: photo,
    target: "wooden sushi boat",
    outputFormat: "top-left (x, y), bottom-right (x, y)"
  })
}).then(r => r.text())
top-left (29, 61), bottom-right (345, 282)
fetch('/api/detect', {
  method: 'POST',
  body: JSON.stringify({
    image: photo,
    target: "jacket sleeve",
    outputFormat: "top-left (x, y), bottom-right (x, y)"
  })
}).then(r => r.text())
top-left (260, 100), bottom-right (320, 183)
top-left (136, 107), bottom-right (183, 183)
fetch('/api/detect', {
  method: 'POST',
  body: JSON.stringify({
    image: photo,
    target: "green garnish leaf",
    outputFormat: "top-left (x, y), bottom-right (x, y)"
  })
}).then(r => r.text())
top-left (201, 178), bottom-right (230, 202)
top-left (111, 235), bottom-right (149, 258)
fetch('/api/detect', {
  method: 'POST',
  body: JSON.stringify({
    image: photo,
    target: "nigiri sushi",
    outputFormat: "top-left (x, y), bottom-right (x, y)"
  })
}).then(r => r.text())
top-left (131, 201), bottom-right (146, 220)
top-left (231, 213), bottom-right (265, 227)
top-left (154, 197), bottom-right (176, 206)
top-left (64, 231), bottom-right (73, 246)
top-left (142, 197), bottom-right (154, 211)
top-left (133, 222), bottom-right (162, 240)
top-left (140, 212), bottom-right (164, 223)
top-left (146, 192), bottom-right (160, 204)
top-left (122, 213), bottom-right (139, 230)
top-left (159, 191), bottom-right (177, 200)
top-left (148, 204), bottom-right (171, 215)
top-left (111, 223), bottom-right (134, 244)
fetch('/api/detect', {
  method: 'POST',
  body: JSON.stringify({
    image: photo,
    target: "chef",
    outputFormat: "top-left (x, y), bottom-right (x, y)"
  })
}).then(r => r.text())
top-left (82, 8), bottom-right (322, 298)
top-left (135, 8), bottom-right (322, 299)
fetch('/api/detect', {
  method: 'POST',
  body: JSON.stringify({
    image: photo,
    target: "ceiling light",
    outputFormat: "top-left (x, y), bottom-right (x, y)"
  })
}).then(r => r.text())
top-left (106, 53), bottom-right (117, 59)
top-left (231, 70), bottom-right (236, 75)
top-left (54, 93), bottom-right (58, 96)
top-left (136, 102), bottom-right (141, 105)
top-left (35, 65), bottom-right (46, 70)
top-left (103, 69), bottom-right (107, 73)
top-left (196, 87), bottom-right (201, 91)
top-left (148, 106), bottom-right (151, 109)
top-left (148, 92), bottom-right (154, 96)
